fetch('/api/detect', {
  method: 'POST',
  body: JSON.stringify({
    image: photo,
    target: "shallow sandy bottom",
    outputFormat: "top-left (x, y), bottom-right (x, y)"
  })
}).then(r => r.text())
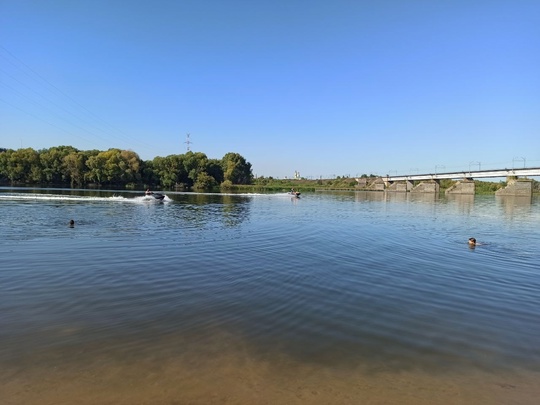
top-left (2, 332), bottom-right (539, 405)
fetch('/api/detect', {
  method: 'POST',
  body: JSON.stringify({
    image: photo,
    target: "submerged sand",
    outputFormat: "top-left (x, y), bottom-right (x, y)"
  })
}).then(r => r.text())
top-left (1, 331), bottom-right (538, 404)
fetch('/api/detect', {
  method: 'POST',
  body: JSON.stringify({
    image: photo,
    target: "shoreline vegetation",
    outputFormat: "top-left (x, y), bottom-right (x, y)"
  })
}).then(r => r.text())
top-left (1, 146), bottom-right (538, 194)
top-left (249, 177), bottom-right (538, 195)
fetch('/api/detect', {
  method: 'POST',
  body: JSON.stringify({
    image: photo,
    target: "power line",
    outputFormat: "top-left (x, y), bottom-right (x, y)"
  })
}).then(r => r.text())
top-left (0, 79), bottom-right (128, 148)
top-left (0, 45), bottom-right (163, 155)
top-left (0, 65), bottom-right (136, 147)
top-left (0, 96), bottom-right (100, 147)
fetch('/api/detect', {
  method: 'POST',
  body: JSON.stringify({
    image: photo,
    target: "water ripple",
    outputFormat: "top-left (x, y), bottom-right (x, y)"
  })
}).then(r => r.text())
top-left (1, 189), bottom-right (540, 373)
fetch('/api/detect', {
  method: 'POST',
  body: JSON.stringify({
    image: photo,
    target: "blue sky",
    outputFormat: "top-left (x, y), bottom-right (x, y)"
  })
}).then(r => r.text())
top-left (1, 0), bottom-right (538, 179)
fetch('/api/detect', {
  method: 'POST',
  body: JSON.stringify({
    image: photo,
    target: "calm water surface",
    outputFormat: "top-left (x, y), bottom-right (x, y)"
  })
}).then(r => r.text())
top-left (1, 187), bottom-right (539, 404)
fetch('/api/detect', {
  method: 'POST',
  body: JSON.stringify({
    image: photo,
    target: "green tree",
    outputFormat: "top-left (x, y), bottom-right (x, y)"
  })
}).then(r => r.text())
top-left (221, 152), bottom-right (253, 185)
top-left (63, 151), bottom-right (87, 187)
top-left (206, 158), bottom-right (224, 184)
top-left (84, 148), bottom-right (142, 185)
top-left (183, 151), bottom-right (209, 187)
top-left (153, 154), bottom-right (188, 187)
top-left (0, 144), bottom-right (256, 189)
top-left (193, 172), bottom-right (217, 190)
top-left (102, 149), bottom-right (123, 183)
top-left (39, 146), bottom-right (79, 184)
top-left (86, 151), bottom-right (107, 184)
top-left (4, 148), bottom-right (42, 183)
top-left (118, 149), bottom-right (142, 183)
top-left (0, 149), bottom-right (12, 182)
top-left (140, 159), bottom-right (158, 186)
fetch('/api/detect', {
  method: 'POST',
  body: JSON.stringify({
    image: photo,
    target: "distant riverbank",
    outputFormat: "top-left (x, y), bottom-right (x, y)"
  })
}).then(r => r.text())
top-left (1, 176), bottom-right (539, 195)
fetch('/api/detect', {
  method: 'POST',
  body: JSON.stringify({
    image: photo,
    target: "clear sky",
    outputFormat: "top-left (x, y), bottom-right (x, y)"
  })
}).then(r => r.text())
top-left (1, 0), bottom-right (539, 179)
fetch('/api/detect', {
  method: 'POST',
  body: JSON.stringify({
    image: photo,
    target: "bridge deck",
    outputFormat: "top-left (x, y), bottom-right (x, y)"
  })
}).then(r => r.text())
top-left (386, 167), bottom-right (540, 182)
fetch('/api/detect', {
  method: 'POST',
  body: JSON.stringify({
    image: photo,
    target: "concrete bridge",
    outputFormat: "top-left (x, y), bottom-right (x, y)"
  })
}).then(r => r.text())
top-left (355, 167), bottom-right (540, 196)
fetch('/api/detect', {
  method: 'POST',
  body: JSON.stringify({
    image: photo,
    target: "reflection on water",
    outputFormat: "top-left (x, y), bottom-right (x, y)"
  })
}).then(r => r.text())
top-left (496, 195), bottom-right (533, 219)
top-left (1, 188), bottom-right (540, 404)
top-left (160, 193), bottom-right (252, 229)
top-left (449, 193), bottom-right (475, 204)
top-left (409, 192), bottom-right (440, 203)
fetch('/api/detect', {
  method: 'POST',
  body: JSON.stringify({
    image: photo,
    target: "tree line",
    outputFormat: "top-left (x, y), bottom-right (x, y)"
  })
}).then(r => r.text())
top-left (0, 146), bottom-right (253, 190)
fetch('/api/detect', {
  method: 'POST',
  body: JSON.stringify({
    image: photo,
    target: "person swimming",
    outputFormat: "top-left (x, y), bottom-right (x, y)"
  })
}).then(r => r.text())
top-left (69, 219), bottom-right (75, 228)
top-left (468, 237), bottom-right (477, 246)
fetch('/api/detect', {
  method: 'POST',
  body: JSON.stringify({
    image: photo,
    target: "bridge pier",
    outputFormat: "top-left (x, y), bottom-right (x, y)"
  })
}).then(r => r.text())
top-left (367, 177), bottom-right (386, 191)
top-left (411, 180), bottom-right (440, 194)
top-left (386, 180), bottom-right (413, 192)
top-left (495, 177), bottom-right (532, 197)
top-left (445, 179), bottom-right (475, 195)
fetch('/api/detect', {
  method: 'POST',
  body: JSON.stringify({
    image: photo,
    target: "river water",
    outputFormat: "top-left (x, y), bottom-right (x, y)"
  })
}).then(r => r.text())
top-left (1, 187), bottom-right (539, 404)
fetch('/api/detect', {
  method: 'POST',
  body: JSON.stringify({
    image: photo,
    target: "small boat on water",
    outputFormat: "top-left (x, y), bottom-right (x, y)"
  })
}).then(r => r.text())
top-left (151, 193), bottom-right (165, 200)
top-left (145, 190), bottom-right (165, 201)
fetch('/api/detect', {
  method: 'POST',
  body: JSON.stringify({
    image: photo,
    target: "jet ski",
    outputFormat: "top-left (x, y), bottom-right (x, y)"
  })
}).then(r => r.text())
top-left (145, 191), bottom-right (165, 200)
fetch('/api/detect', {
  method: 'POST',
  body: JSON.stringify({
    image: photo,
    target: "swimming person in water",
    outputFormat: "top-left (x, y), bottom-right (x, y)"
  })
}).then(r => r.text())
top-left (69, 219), bottom-right (75, 228)
top-left (468, 237), bottom-right (477, 246)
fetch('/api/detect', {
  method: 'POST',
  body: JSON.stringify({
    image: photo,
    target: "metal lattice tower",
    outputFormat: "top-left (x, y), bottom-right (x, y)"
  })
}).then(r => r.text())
top-left (185, 133), bottom-right (192, 152)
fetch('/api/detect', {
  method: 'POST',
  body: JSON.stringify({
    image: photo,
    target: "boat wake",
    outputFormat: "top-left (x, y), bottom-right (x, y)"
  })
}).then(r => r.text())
top-left (138, 195), bottom-right (172, 203)
top-left (0, 193), bottom-right (172, 203)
